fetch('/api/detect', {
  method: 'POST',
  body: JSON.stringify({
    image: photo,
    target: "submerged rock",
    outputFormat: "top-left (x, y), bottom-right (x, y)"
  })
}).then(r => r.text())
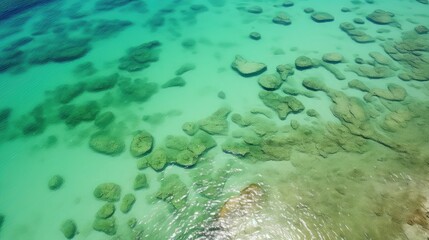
top-left (146, 148), bottom-right (168, 171)
top-left (94, 111), bottom-right (115, 129)
top-left (118, 78), bottom-right (158, 102)
top-left (29, 38), bottom-right (91, 64)
top-left (95, 0), bottom-right (135, 11)
top-left (93, 217), bottom-right (117, 235)
top-left (161, 76), bottom-right (186, 88)
top-left (311, 12), bottom-right (334, 22)
top-left (96, 203), bottom-right (115, 219)
top-left (247, 6), bottom-right (263, 14)
top-left (259, 91), bottom-right (304, 120)
top-left (175, 63), bottom-right (196, 75)
top-left (118, 40), bottom-right (161, 72)
top-left (48, 175), bottom-right (64, 190)
top-left (53, 83), bottom-right (85, 104)
top-left (133, 173), bottom-right (148, 190)
top-left (219, 183), bottom-right (264, 218)
top-left (199, 107), bottom-right (231, 135)
top-left (340, 22), bottom-right (375, 43)
top-left (60, 219), bottom-right (77, 239)
top-left (93, 183), bottom-right (121, 202)
top-left (295, 56), bottom-right (313, 70)
top-left (366, 9), bottom-right (395, 25)
top-left (130, 130), bottom-right (153, 157)
top-left (182, 122), bottom-right (199, 136)
top-left (156, 174), bottom-right (189, 210)
top-left (120, 193), bottom-right (136, 213)
top-left (85, 73), bottom-right (119, 92)
top-left (272, 12), bottom-right (291, 25)
top-left (231, 55), bottom-right (267, 77)
top-left (322, 52), bottom-right (343, 63)
top-left (258, 74), bottom-right (282, 90)
top-left (249, 32), bottom-right (261, 40)
top-left (89, 131), bottom-right (125, 156)
top-left (348, 64), bottom-right (394, 79)
top-left (59, 101), bottom-right (101, 127)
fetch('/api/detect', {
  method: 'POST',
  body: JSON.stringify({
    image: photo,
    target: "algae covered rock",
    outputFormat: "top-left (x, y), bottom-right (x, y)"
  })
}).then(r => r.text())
top-left (156, 174), bottom-right (189, 210)
top-left (221, 140), bottom-right (250, 157)
top-left (182, 122), bottom-right (199, 136)
top-left (311, 12), bottom-right (334, 22)
top-left (302, 78), bottom-right (327, 91)
top-left (199, 107), bottom-right (231, 135)
top-left (259, 91), bottom-right (304, 120)
top-left (118, 78), bottom-right (158, 102)
top-left (272, 12), bottom-right (291, 25)
top-left (85, 73), bottom-right (119, 92)
top-left (130, 130), bottom-right (153, 157)
top-left (295, 56), bottom-right (313, 70)
top-left (161, 76), bottom-right (186, 88)
top-left (61, 219), bottom-right (77, 239)
top-left (93, 183), bottom-right (121, 202)
top-left (175, 150), bottom-right (197, 167)
top-left (231, 55), bottom-right (267, 77)
top-left (118, 40), bottom-right (161, 72)
top-left (258, 73), bottom-right (282, 90)
top-left (322, 52), bottom-right (343, 63)
top-left (120, 193), bottom-right (136, 213)
top-left (48, 175), bottom-right (64, 190)
top-left (165, 135), bottom-right (188, 151)
top-left (366, 9), bottom-right (395, 25)
top-left (146, 148), bottom-right (168, 171)
top-left (93, 217), bottom-right (117, 236)
top-left (53, 83), bottom-right (85, 104)
top-left (59, 101), bottom-right (101, 127)
top-left (133, 173), bottom-right (148, 190)
top-left (89, 131), bottom-right (125, 156)
top-left (175, 63), bottom-right (196, 75)
top-left (136, 157), bottom-right (149, 170)
top-left (96, 203), bottom-right (115, 219)
top-left (188, 132), bottom-right (217, 157)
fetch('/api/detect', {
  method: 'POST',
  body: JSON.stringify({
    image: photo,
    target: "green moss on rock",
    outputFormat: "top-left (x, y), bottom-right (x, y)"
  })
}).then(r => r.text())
top-left (182, 122), bottom-right (199, 136)
top-left (93, 183), bottom-right (121, 202)
top-left (146, 148), bottom-right (168, 171)
top-left (94, 111), bottom-right (115, 128)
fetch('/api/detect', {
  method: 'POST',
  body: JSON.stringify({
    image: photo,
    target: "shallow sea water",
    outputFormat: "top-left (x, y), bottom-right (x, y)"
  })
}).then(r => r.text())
top-left (0, 0), bottom-right (429, 239)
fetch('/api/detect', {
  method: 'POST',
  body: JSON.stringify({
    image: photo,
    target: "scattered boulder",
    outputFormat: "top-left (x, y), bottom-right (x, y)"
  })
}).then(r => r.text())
top-left (304, 7), bottom-right (314, 14)
top-left (156, 174), bottom-right (189, 210)
top-left (90, 19), bottom-right (132, 40)
top-left (89, 131), bottom-right (125, 156)
top-left (130, 130), bottom-right (153, 157)
top-left (60, 219), bottom-right (77, 239)
top-left (73, 62), bottom-right (97, 77)
top-left (370, 83), bottom-right (407, 101)
top-left (96, 203), bottom-right (115, 219)
top-left (146, 148), bottom-right (168, 171)
top-left (366, 9), bottom-right (395, 25)
top-left (187, 132), bottom-right (217, 158)
top-left (258, 73), bottom-right (282, 90)
top-left (199, 107), bottom-right (231, 135)
top-left (29, 38), bottom-right (91, 64)
top-left (94, 111), bottom-right (115, 129)
top-left (282, 1), bottom-right (294, 7)
top-left (161, 76), bottom-right (186, 88)
top-left (353, 18), bottom-right (365, 24)
top-left (259, 91), bottom-right (305, 120)
top-left (341, 7), bottom-right (351, 12)
top-left (247, 6), bottom-right (262, 14)
top-left (133, 173), bottom-right (148, 190)
top-left (302, 78), bottom-right (327, 91)
top-left (165, 135), bottom-right (188, 151)
top-left (120, 193), bottom-right (136, 213)
top-left (175, 63), bottom-right (195, 75)
top-left (311, 12), bottom-right (334, 22)
top-left (93, 183), bottom-right (121, 202)
top-left (276, 64), bottom-right (294, 81)
top-left (118, 40), bottom-right (161, 72)
top-left (221, 140), bottom-right (250, 157)
top-left (322, 52), bottom-right (343, 63)
top-left (48, 175), bottom-right (64, 190)
top-left (348, 79), bottom-right (370, 92)
top-left (85, 73), bottom-right (119, 92)
top-left (231, 55), bottom-right (267, 77)
top-left (415, 25), bottom-right (428, 34)
top-left (93, 217), bottom-right (117, 236)
top-left (295, 56), bottom-right (313, 70)
top-left (340, 22), bottom-right (375, 43)
top-left (249, 32), bottom-right (261, 40)
top-left (218, 91), bottom-right (226, 99)
top-left (136, 157), bottom-right (149, 170)
top-left (272, 12), bottom-right (291, 25)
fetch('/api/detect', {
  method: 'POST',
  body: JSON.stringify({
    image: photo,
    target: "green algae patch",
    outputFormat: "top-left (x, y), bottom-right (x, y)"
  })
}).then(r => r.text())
top-left (93, 183), bottom-right (121, 202)
top-left (259, 91), bottom-right (304, 120)
top-left (58, 101), bottom-right (101, 127)
top-left (156, 174), bottom-right (189, 210)
top-left (198, 107), bottom-right (231, 135)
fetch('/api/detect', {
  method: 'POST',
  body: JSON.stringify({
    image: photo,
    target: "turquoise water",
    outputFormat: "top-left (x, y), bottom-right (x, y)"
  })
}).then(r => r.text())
top-left (0, 0), bottom-right (429, 239)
